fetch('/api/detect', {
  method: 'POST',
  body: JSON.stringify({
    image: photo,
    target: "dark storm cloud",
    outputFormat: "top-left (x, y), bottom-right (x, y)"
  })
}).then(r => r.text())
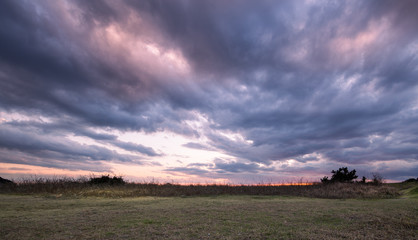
top-left (122, 0), bottom-right (293, 77)
top-left (1, 120), bottom-right (161, 158)
top-left (0, 0), bottom-right (417, 179)
top-left (0, 125), bottom-right (137, 163)
top-left (5, 119), bottom-right (117, 141)
top-left (377, 166), bottom-right (418, 181)
top-left (0, 149), bottom-right (111, 172)
top-left (120, 0), bottom-right (418, 78)
top-left (0, 0), bottom-right (184, 131)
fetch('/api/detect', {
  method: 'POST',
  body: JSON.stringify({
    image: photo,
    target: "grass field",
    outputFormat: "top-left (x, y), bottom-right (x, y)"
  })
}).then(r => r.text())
top-left (1, 191), bottom-right (417, 239)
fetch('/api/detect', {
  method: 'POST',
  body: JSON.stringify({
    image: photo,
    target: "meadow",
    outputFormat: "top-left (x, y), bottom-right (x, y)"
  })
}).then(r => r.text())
top-left (0, 178), bottom-right (417, 239)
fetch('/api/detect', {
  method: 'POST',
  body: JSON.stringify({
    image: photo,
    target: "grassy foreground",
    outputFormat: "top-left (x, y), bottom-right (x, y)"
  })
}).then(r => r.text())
top-left (1, 193), bottom-right (417, 239)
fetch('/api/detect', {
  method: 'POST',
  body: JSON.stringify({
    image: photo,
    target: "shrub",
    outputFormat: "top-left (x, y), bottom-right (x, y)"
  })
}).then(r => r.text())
top-left (371, 173), bottom-right (383, 185)
top-left (403, 178), bottom-right (418, 183)
top-left (0, 177), bottom-right (15, 184)
top-left (332, 167), bottom-right (358, 182)
top-left (321, 167), bottom-right (358, 183)
top-left (89, 175), bottom-right (125, 185)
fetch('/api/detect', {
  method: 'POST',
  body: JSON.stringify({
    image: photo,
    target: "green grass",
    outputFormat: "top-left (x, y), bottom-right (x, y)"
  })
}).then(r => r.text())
top-left (391, 182), bottom-right (418, 199)
top-left (1, 194), bottom-right (417, 239)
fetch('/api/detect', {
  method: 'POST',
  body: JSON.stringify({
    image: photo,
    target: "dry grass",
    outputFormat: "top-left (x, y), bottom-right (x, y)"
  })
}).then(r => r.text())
top-left (0, 176), bottom-right (401, 199)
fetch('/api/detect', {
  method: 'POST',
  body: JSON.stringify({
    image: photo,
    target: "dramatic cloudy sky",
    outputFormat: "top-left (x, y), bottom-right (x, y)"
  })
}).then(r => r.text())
top-left (1, 0), bottom-right (417, 183)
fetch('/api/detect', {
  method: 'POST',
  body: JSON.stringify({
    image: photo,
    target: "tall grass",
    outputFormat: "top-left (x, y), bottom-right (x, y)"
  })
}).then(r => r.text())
top-left (0, 175), bottom-right (400, 199)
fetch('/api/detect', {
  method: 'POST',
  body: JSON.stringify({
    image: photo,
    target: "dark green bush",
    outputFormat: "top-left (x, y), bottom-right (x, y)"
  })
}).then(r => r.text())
top-left (89, 175), bottom-right (125, 185)
top-left (403, 178), bottom-right (418, 183)
top-left (0, 177), bottom-right (15, 184)
top-left (321, 167), bottom-right (358, 183)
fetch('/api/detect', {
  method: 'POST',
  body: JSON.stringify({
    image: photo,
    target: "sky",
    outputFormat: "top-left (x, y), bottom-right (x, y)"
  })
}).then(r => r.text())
top-left (0, 0), bottom-right (417, 183)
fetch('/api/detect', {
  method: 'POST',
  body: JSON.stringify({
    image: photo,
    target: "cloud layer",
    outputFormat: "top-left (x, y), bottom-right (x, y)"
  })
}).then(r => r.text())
top-left (0, 0), bottom-right (417, 182)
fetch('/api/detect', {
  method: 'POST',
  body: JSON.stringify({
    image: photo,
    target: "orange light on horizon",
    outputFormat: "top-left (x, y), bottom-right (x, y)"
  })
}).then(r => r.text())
top-left (149, 182), bottom-right (315, 187)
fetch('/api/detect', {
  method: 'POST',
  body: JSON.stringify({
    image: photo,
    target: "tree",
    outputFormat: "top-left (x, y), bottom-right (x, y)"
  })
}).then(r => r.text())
top-left (321, 167), bottom-right (358, 183)
top-left (0, 177), bottom-right (14, 184)
top-left (371, 173), bottom-right (383, 185)
top-left (320, 176), bottom-right (329, 183)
